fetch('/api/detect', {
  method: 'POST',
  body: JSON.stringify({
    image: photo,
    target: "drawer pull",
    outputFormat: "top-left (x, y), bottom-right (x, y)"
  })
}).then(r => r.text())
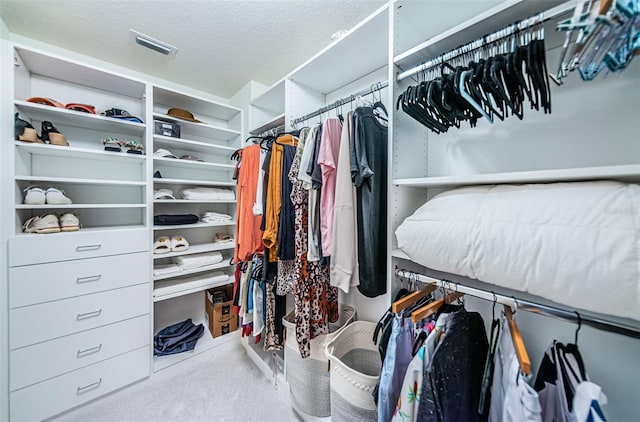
top-left (76, 274), bottom-right (102, 284)
top-left (76, 378), bottom-right (102, 394)
top-left (77, 309), bottom-right (102, 320)
top-left (76, 244), bottom-right (101, 252)
top-left (77, 344), bottom-right (103, 358)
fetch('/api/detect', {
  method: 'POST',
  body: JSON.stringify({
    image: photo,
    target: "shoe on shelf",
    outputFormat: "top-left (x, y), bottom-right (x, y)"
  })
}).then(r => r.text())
top-left (170, 235), bottom-right (189, 252)
top-left (154, 170), bottom-right (163, 179)
top-left (41, 121), bottom-right (68, 146)
top-left (45, 188), bottom-right (72, 205)
top-left (15, 113), bottom-right (41, 143)
top-left (102, 137), bottom-right (123, 152)
top-left (153, 236), bottom-right (171, 254)
top-left (23, 214), bottom-right (61, 234)
top-left (59, 213), bottom-right (80, 232)
top-left (23, 186), bottom-right (46, 205)
top-left (124, 140), bottom-right (144, 155)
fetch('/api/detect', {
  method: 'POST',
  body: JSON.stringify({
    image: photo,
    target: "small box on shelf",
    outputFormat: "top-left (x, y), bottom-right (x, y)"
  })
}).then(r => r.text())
top-left (154, 120), bottom-right (181, 138)
top-left (205, 284), bottom-right (237, 338)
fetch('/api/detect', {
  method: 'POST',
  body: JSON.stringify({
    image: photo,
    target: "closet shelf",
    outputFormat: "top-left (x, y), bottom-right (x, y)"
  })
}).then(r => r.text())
top-left (153, 156), bottom-right (235, 170)
top-left (250, 79), bottom-right (285, 111)
top-left (392, 165), bottom-right (640, 187)
top-left (153, 221), bottom-right (236, 230)
top-left (393, 0), bottom-right (565, 70)
top-left (249, 113), bottom-right (285, 136)
top-left (153, 325), bottom-right (236, 372)
top-left (153, 261), bottom-right (232, 281)
top-left (153, 87), bottom-right (241, 121)
top-left (15, 175), bottom-right (146, 186)
top-left (153, 242), bottom-right (234, 260)
top-left (153, 135), bottom-right (237, 154)
top-left (153, 113), bottom-right (240, 140)
top-left (287, 4), bottom-right (388, 93)
top-left (16, 203), bottom-right (146, 210)
top-left (153, 273), bottom-right (232, 301)
top-left (153, 199), bottom-right (236, 204)
top-left (14, 100), bottom-right (146, 137)
top-left (152, 178), bottom-right (236, 187)
top-left (13, 224), bottom-right (148, 237)
top-left (14, 142), bottom-right (147, 163)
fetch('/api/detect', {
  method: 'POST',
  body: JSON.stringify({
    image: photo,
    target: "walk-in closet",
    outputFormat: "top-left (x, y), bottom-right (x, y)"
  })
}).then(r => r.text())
top-left (1, 1), bottom-right (638, 421)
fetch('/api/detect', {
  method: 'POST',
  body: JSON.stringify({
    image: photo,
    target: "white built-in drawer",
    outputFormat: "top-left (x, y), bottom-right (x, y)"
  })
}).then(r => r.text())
top-left (8, 228), bottom-right (148, 266)
top-left (10, 315), bottom-right (149, 391)
top-left (10, 252), bottom-right (150, 308)
top-left (10, 283), bottom-right (150, 349)
top-left (10, 346), bottom-right (149, 422)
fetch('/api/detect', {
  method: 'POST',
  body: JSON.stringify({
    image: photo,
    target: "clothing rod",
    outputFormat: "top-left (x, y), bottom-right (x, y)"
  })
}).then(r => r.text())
top-left (396, 3), bottom-right (575, 82)
top-left (291, 80), bottom-right (388, 125)
top-left (395, 268), bottom-right (640, 339)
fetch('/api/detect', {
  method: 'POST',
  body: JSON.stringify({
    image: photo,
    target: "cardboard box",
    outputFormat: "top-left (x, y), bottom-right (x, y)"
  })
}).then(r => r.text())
top-left (205, 284), bottom-right (238, 338)
top-left (154, 120), bottom-right (181, 138)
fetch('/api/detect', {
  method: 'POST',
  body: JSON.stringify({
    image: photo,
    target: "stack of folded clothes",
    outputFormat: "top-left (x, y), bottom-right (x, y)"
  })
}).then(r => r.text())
top-left (154, 319), bottom-right (204, 356)
top-left (153, 251), bottom-right (224, 277)
top-left (154, 214), bottom-right (199, 225)
top-left (200, 212), bottom-right (232, 223)
top-left (180, 187), bottom-right (235, 201)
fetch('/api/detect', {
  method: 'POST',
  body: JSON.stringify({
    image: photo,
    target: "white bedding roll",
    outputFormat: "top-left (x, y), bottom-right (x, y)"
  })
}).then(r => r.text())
top-left (395, 181), bottom-right (640, 321)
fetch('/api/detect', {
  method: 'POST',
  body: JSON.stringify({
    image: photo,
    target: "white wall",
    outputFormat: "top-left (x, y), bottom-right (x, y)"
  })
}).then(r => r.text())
top-left (230, 80), bottom-right (268, 141)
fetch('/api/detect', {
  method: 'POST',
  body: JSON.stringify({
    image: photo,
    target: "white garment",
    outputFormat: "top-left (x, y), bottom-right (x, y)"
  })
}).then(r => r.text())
top-left (307, 189), bottom-right (321, 262)
top-left (572, 381), bottom-right (607, 422)
top-left (252, 278), bottom-right (264, 336)
top-left (253, 148), bottom-right (267, 216)
top-left (180, 187), bottom-right (236, 201)
top-left (297, 124), bottom-right (319, 188)
top-left (489, 317), bottom-right (542, 422)
top-left (200, 212), bottom-right (232, 223)
top-left (153, 263), bottom-right (182, 277)
top-left (330, 111), bottom-right (359, 293)
top-left (172, 251), bottom-right (223, 269)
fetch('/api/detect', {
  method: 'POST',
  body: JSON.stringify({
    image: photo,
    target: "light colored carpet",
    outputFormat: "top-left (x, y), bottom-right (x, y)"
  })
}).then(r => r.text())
top-left (56, 341), bottom-right (300, 422)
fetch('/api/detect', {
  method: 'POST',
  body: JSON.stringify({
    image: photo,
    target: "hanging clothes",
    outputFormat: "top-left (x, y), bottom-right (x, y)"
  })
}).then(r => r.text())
top-left (234, 144), bottom-right (264, 262)
top-left (276, 144), bottom-right (298, 296)
top-left (318, 117), bottom-right (343, 257)
top-left (306, 125), bottom-right (323, 262)
top-left (330, 111), bottom-right (359, 293)
top-left (351, 103), bottom-right (388, 297)
top-left (253, 148), bottom-right (267, 216)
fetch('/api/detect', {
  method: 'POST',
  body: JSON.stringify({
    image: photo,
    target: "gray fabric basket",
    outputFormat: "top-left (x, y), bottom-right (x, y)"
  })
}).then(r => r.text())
top-left (283, 305), bottom-right (356, 419)
top-left (325, 321), bottom-right (381, 422)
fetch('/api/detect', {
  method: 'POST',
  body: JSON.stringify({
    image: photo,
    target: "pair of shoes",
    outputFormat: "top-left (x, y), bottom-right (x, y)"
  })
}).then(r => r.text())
top-left (15, 113), bottom-right (41, 143)
top-left (41, 121), bottom-right (68, 146)
top-left (154, 235), bottom-right (189, 254)
top-left (23, 213), bottom-right (80, 234)
top-left (214, 233), bottom-right (234, 243)
top-left (23, 186), bottom-right (72, 205)
top-left (101, 137), bottom-right (145, 154)
top-left (14, 114), bottom-right (68, 146)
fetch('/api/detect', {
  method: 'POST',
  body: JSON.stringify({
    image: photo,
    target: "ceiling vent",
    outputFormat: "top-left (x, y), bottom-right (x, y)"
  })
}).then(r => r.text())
top-left (129, 30), bottom-right (178, 58)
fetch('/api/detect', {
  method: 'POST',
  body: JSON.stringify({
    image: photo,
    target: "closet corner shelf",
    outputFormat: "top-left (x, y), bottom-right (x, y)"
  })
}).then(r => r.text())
top-left (391, 249), bottom-right (411, 260)
top-left (249, 113), bottom-right (285, 136)
top-left (392, 165), bottom-right (640, 187)
top-left (153, 242), bottom-right (235, 260)
top-left (393, 0), bottom-right (565, 69)
top-left (153, 323), bottom-right (236, 372)
top-left (16, 203), bottom-right (146, 210)
top-left (153, 273), bottom-right (232, 301)
top-left (152, 86), bottom-right (242, 121)
top-left (153, 156), bottom-right (235, 170)
top-left (153, 221), bottom-right (236, 230)
top-left (15, 175), bottom-right (146, 186)
top-left (153, 199), bottom-right (236, 204)
top-left (14, 142), bottom-right (147, 163)
top-left (14, 100), bottom-right (146, 137)
top-left (152, 113), bottom-right (240, 140)
top-left (153, 135), bottom-right (237, 153)
top-left (152, 178), bottom-right (236, 187)
top-left (153, 261), bottom-right (232, 281)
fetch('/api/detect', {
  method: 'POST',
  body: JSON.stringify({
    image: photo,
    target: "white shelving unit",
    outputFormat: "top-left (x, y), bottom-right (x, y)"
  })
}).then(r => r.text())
top-left (249, 79), bottom-right (285, 135)
top-left (150, 85), bottom-right (241, 372)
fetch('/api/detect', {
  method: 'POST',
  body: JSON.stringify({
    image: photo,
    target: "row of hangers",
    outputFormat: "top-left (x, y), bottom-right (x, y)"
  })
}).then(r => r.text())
top-left (230, 127), bottom-right (291, 162)
top-left (397, 14), bottom-right (551, 134)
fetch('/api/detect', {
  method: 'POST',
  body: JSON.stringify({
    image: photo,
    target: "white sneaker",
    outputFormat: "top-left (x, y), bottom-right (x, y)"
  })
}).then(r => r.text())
top-left (23, 186), bottom-right (46, 205)
top-left (46, 188), bottom-right (72, 205)
top-left (23, 214), bottom-right (61, 234)
top-left (59, 213), bottom-right (80, 232)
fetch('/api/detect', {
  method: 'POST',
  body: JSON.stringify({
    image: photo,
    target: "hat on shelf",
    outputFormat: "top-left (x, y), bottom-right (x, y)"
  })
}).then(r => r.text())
top-left (153, 189), bottom-right (176, 200)
top-left (153, 148), bottom-right (178, 159)
top-left (179, 154), bottom-right (204, 162)
top-left (99, 108), bottom-right (144, 123)
top-left (167, 107), bottom-right (202, 123)
top-left (26, 97), bottom-right (65, 108)
top-left (65, 103), bottom-right (96, 114)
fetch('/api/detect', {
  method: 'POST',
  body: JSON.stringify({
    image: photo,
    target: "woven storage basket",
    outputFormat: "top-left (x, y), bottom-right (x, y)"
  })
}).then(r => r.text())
top-left (325, 321), bottom-right (381, 422)
top-left (283, 305), bottom-right (356, 420)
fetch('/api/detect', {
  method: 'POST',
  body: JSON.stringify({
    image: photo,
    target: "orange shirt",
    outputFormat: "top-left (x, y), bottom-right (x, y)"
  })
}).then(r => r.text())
top-left (234, 144), bottom-right (264, 262)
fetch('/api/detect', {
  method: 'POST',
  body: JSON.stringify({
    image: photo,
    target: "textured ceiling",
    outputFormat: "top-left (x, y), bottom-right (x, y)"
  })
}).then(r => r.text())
top-left (0, 0), bottom-right (386, 98)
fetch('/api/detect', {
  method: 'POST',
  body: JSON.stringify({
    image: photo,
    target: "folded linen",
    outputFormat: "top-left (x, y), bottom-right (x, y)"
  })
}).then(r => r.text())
top-left (180, 187), bottom-right (235, 201)
top-left (200, 212), bottom-right (232, 223)
top-left (172, 251), bottom-right (223, 270)
top-left (153, 263), bottom-right (182, 277)
top-left (153, 272), bottom-right (230, 298)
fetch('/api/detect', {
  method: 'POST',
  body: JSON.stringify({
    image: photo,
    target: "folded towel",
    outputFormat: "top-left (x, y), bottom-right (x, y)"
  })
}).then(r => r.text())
top-left (154, 263), bottom-right (182, 277)
top-left (180, 187), bottom-right (236, 201)
top-left (153, 272), bottom-right (230, 298)
top-left (200, 212), bottom-right (232, 223)
top-left (172, 252), bottom-right (223, 270)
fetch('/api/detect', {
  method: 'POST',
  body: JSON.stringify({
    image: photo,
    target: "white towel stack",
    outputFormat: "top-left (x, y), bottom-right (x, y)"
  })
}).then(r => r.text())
top-left (180, 187), bottom-right (236, 201)
top-left (200, 212), bottom-right (232, 223)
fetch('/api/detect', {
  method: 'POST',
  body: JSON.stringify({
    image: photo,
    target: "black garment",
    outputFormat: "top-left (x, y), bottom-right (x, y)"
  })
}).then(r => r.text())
top-left (154, 214), bottom-right (199, 225)
top-left (351, 103), bottom-right (388, 297)
top-left (307, 123), bottom-right (323, 190)
top-left (154, 319), bottom-right (204, 356)
top-left (260, 149), bottom-right (272, 231)
top-left (261, 249), bottom-right (278, 283)
top-left (277, 145), bottom-right (296, 260)
top-left (418, 308), bottom-right (489, 422)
